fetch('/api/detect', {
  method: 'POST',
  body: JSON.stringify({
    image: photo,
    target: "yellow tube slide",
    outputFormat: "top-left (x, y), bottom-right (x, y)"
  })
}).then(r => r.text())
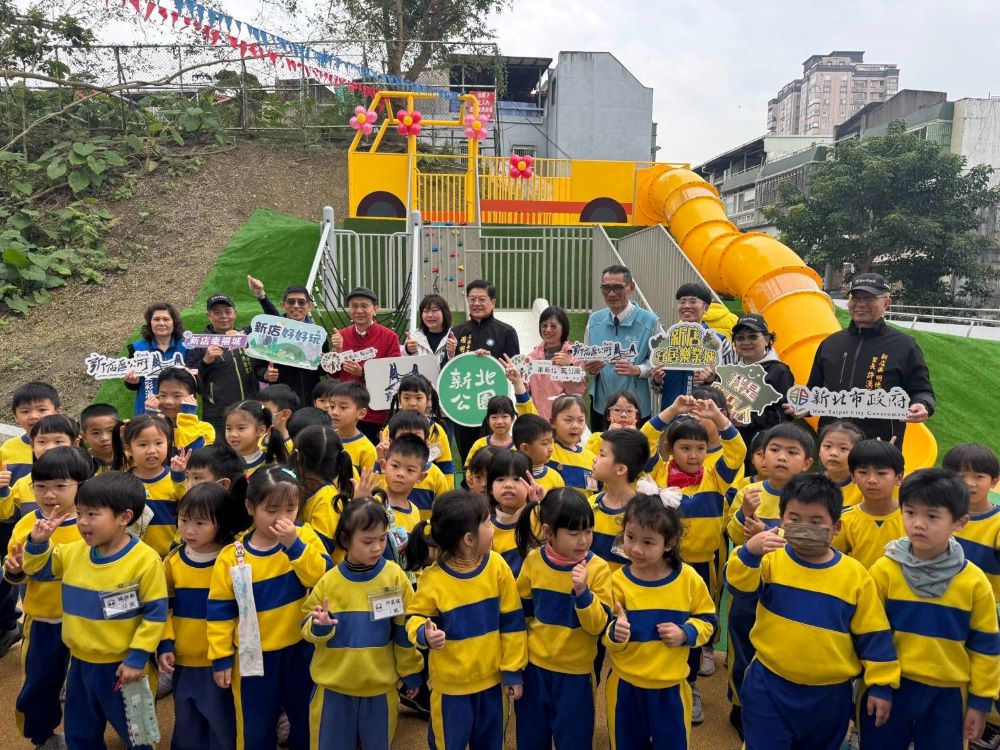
top-left (641, 168), bottom-right (937, 469)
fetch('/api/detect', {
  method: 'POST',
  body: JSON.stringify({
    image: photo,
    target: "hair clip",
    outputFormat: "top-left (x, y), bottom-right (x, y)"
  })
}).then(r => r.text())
top-left (423, 523), bottom-right (433, 538)
top-left (280, 467), bottom-right (298, 480)
top-left (636, 477), bottom-right (682, 509)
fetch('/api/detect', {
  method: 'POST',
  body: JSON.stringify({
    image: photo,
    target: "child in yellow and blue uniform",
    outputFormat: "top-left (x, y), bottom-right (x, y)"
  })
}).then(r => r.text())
top-left (818, 420), bottom-right (866, 507)
top-left (291, 423), bottom-right (357, 555)
top-left (3, 447), bottom-right (90, 748)
top-left (832, 440), bottom-right (905, 570)
top-left (487, 450), bottom-right (533, 575)
top-left (375, 434), bottom-right (429, 565)
top-left (465, 394), bottom-right (517, 469)
top-left (111, 414), bottom-right (187, 558)
top-left (302, 497), bottom-right (423, 749)
top-left (943, 443), bottom-right (1000, 601)
top-left (603, 492), bottom-right (717, 749)
top-left (222, 400), bottom-right (290, 477)
top-left (207, 466), bottom-right (332, 750)
top-left (325, 381), bottom-right (379, 473)
top-left (381, 410), bottom-right (453, 519)
top-left (860, 469), bottom-right (1000, 749)
top-left (726, 474), bottom-right (900, 750)
top-left (514, 487), bottom-right (612, 748)
top-left (512, 414), bottom-right (565, 494)
top-left (0, 414), bottom-right (81, 522)
top-left (150, 367), bottom-right (217, 454)
top-left (404, 490), bottom-right (527, 750)
top-left (158, 483), bottom-right (242, 750)
top-left (584, 390), bottom-right (643, 458)
top-left (589, 428), bottom-right (650, 573)
top-left (22, 471), bottom-right (169, 750)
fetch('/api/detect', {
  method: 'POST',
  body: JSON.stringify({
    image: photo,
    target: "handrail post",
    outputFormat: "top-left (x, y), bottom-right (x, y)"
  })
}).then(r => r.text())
top-left (409, 210), bottom-right (422, 333)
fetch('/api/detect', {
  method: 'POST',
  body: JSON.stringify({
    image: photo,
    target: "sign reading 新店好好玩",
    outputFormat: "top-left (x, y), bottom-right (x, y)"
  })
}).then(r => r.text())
top-left (245, 314), bottom-right (328, 370)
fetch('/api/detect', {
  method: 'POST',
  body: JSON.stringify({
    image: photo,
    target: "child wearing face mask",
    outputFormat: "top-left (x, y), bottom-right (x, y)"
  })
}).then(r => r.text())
top-left (726, 474), bottom-right (901, 750)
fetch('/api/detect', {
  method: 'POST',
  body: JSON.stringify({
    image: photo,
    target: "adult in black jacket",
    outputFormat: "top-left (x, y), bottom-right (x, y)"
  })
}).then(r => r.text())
top-left (445, 279), bottom-right (521, 459)
top-left (806, 274), bottom-right (934, 448)
top-left (730, 314), bottom-right (794, 473)
top-left (184, 294), bottom-right (260, 435)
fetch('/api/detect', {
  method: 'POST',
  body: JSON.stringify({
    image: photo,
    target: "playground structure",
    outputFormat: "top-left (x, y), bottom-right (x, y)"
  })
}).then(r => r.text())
top-left (323, 91), bottom-right (937, 468)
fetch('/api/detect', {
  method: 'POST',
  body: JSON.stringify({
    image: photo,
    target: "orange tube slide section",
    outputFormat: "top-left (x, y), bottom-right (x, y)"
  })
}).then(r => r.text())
top-left (641, 168), bottom-right (936, 469)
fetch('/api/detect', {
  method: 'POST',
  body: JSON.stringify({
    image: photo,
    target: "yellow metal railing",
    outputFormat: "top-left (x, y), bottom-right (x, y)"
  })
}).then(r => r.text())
top-left (477, 156), bottom-right (573, 225)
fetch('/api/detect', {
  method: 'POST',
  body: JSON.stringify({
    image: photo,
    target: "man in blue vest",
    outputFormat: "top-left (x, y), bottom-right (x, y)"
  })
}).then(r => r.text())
top-left (583, 265), bottom-right (660, 430)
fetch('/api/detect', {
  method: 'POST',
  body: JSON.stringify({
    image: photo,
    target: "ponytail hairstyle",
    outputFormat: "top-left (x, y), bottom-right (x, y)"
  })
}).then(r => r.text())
top-left (480, 395), bottom-right (517, 438)
top-left (111, 414), bottom-right (173, 471)
top-left (462, 445), bottom-right (499, 492)
top-left (225, 399), bottom-right (289, 464)
top-left (404, 490), bottom-right (490, 571)
top-left (515, 487), bottom-right (593, 559)
top-left (485, 449), bottom-right (531, 511)
top-left (388, 373), bottom-right (445, 425)
top-left (245, 465), bottom-right (301, 512)
top-left (333, 496), bottom-right (390, 555)
top-left (292, 424), bottom-right (353, 499)
top-left (623, 491), bottom-right (684, 570)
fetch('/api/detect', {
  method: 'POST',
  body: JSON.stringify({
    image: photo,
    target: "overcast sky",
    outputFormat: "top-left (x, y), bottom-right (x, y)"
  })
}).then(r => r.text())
top-left (101, 0), bottom-right (999, 165)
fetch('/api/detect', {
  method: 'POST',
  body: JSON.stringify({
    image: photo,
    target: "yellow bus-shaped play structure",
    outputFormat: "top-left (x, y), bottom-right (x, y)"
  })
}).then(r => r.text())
top-left (346, 91), bottom-right (937, 468)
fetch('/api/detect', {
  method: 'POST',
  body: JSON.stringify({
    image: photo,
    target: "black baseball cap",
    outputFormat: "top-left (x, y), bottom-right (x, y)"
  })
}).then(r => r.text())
top-left (207, 294), bottom-right (235, 309)
top-left (733, 313), bottom-right (770, 335)
top-left (675, 282), bottom-right (712, 305)
top-left (346, 286), bottom-right (378, 304)
top-left (849, 273), bottom-right (891, 296)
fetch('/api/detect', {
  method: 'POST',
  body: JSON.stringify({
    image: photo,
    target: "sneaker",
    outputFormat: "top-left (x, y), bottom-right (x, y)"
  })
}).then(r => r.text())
top-left (847, 727), bottom-right (860, 750)
top-left (698, 647), bottom-right (717, 676)
top-left (155, 670), bottom-right (173, 698)
top-left (35, 735), bottom-right (67, 750)
top-left (691, 684), bottom-right (705, 724)
top-left (276, 710), bottom-right (290, 747)
top-left (0, 622), bottom-right (23, 659)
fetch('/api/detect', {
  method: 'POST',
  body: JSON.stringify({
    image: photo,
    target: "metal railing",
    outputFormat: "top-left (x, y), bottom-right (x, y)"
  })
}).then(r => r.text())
top-left (885, 304), bottom-right (1000, 323)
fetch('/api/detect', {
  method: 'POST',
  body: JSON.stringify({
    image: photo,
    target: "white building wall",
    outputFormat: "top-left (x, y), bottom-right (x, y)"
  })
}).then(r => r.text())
top-left (951, 98), bottom-right (1000, 187)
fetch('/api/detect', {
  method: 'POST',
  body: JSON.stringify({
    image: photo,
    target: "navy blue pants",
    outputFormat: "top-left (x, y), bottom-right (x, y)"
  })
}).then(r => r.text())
top-left (0, 521), bottom-right (19, 633)
top-left (516, 664), bottom-right (595, 749)
top-left (310, 686), bottom-right (398, 750)
top-left (232, 643), bottom-right (312, 750)
top-left (726, 591), bottom-right (758, 705)
top-left (428, 683), bottom-right (503, 750)
top-left (171, 665), bottom-right (235, 750)
top-left (741, 660), bottom-right (852, 750)
top-left (605, 671), bottom-right (690, 750)
top-left (64, 658), bottom-right (153, 750)
top-left (16, 618), bottom-right (69, 745)
top-left (686, 560), bottom-right (718, 684)
top-left (859, 678), bottom-right (965, 750)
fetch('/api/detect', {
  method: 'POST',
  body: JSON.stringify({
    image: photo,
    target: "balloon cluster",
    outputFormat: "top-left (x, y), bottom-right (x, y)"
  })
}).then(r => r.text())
top-left (349, 105), bottom-right (378, 134)
top-left (464, 114), bottom-right (488, 141)
top-left (509, 153), bottom-right (534, 179)
top-left (397, 109), bottom-right (423, 136)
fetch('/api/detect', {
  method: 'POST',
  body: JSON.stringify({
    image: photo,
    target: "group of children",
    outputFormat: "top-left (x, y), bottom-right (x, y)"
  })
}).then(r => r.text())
top-left (0, 362), bottom-right (997, 750)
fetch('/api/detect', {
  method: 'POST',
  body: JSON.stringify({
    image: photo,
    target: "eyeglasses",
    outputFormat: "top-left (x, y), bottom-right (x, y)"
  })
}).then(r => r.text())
top-left (467, 296), bottom-right (491, 304)
top-left (30, 481), bottom-right (78, 494)
top-left (539, 321), bottom-right (562, 330)
top-left (609, 407), bottom-right (637, 417)
top-left (600, 284), bottom-right (627, 294)
top-left (284, 298), bottom-right (310, 307)
top-left (676, 297), bottom-right (705, 306)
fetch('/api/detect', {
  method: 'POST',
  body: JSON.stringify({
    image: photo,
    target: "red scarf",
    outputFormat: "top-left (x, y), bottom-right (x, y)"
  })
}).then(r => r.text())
top-left (667, 460), bottom-right (703, 489)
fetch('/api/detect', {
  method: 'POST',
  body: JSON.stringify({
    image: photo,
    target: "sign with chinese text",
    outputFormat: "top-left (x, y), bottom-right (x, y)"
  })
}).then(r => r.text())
top-left (246, 314), bottom-right (327, 370)
top-left (365, 355), bottom-right (441, 410)
top-left (85, 351), bottom-right (186, 380)
top-left (649, 323), bottom-right (721, 370)
top-left (437, 353), bottom-right (513, 427)
top-left (472, 91), bottom-right (496, 122)
top-left (182, 330), bottom-right (248, 350)
top-left (512, 354), bottom-right (585, 384)
top-left (321, 347), bottom-right (378, 374)
top-left (714, 364), bottom-right (782, 423)
top-left (570, 341), bottom-right (638, 361)
top-left (786, 385), bottom-right (911, 420)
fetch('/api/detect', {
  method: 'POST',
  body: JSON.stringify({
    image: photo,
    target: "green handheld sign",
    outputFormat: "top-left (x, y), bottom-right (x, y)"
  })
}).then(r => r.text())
top-left (437, 353), bottom-right (513, 427)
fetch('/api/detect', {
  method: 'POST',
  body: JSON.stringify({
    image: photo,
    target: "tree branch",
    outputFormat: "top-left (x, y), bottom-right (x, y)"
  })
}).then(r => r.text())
top-left (1, 56), bottom-right (238, 152)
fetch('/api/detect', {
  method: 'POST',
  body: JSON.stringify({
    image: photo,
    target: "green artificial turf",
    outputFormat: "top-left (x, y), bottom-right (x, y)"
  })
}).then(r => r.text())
top-left (94, 209), bottom-right (322, 416)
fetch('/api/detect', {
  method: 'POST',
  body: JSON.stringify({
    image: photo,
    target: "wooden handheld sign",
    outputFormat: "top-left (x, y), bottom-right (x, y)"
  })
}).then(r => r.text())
top-left (786, 385), bottom-right (911, 420)
top-left (437, 353), bottom-right (513, 427)
top-left (714, 364), bottom-right (782, 423)
top-left (649, 323), bottom-right (721, 370)
top-left (246, 314), bottom-right (327, 370)
top-left (364, 355), bottom-right (441, 410)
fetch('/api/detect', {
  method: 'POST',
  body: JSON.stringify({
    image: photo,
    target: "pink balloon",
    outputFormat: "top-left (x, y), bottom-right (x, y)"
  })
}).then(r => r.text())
top-left (411, 124), bottom-right (421, 135)
top-left (464, 115), bottom-right (474, 126)
top-left (362, 123), bottom-right (374, 134)
top-left (522, 154), bottom-right (534, 166)
top-left (509, 154), bottom-right (520, 166)
top-left (350, 116), bottom-right (359, 128)
top-left (354, 105), bottom-right (366, 115)
top-left (524, 168), bottom-right (533, 179)
top-left (411, 111), bottom-right (422, 124)
top-left (509, 167), bottom-right (518, 177)
top-left (465, 127), bottom-right (475, 138)
top-left (397, 109), bottom-right (407, 120)
top-left (397, 125), bottom-right (407, 135)
top-left (366, 110), bottom-right (378, 122)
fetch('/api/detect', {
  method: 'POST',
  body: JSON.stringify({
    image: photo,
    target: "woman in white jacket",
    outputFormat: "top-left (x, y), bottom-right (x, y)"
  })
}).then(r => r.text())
top-left (404, 293), bottom-right (452, 367)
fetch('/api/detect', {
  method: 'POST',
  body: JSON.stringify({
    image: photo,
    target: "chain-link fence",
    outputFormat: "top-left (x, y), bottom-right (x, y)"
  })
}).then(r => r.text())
top-left (1, 40), bottom-right (500, 152)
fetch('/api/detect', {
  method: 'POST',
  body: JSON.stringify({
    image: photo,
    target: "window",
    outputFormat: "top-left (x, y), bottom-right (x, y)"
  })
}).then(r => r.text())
top-left (512, 145), bottom-right (536, 157)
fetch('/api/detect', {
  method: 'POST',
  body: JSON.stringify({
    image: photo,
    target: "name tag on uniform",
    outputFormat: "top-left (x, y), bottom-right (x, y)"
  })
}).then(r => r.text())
top-left (428, 443), bottom-right (442, 463)
top-left (100, 584), bottom-right (141, 619)
top-left (585, 471), bottom-right (598, 492)
top-left (368, 587), bottom-right (404, 621)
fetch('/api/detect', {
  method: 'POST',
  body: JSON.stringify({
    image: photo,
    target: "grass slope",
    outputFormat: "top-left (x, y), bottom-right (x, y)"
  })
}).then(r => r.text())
top-left (95, 209), bottom-right (321, 416)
